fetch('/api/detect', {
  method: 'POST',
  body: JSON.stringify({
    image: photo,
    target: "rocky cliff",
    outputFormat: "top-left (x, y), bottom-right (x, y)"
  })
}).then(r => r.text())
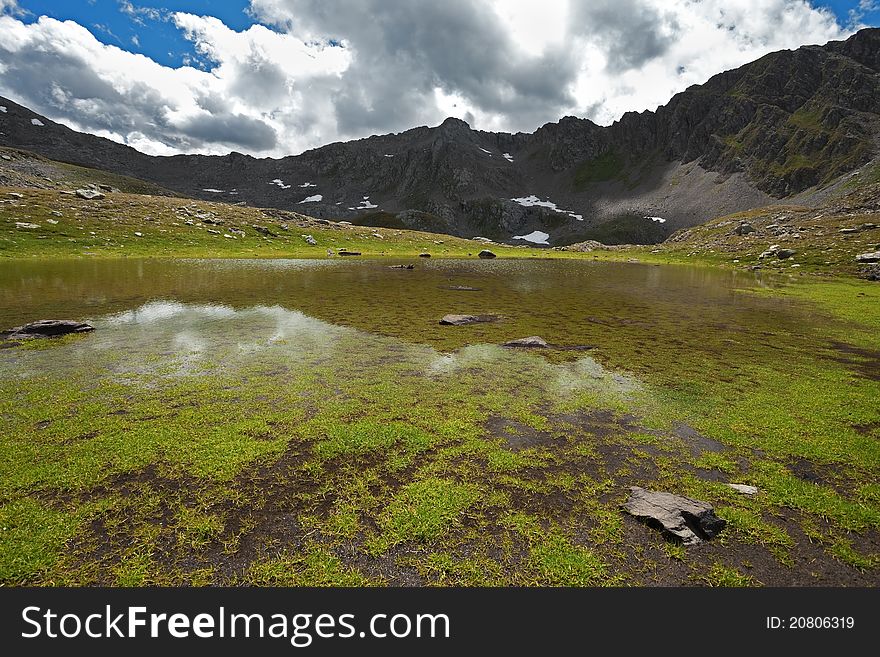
top-left (1, 29), bottom-right (878, 245)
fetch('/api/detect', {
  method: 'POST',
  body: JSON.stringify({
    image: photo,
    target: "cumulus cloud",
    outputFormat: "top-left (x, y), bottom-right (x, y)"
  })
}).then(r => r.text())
top-left (0, 1), bottom-right (855, 156)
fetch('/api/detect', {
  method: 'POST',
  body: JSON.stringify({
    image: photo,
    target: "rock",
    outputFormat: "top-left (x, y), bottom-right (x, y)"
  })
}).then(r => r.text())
top-left (97, 184), bottom-right (118, 193)
top-left (734, 222), bottom-right (756, 235)
top-left (2, 320), bottom-right (94, 340)
top-left (839, 227), bottom-right (859, 234)
top-left (439, 314), bottom-right (499, 326)
top-left (338, 250), bottom-right (361, 256)
top-left (252, 225), bottom-right (276, 237)
top-left (229, 228), bottom-right (245, 237)
top-left (75, 188), bottom-right (105, 200)
top-left (0, 154), bottom-right (11, 161)
top-left (726, 483), bottom-right (758, 496)
top-left (503, 336), bottom-right (549, 348)
top-left (478, 249), bottom-right (497, 259)
top-left (7, 192), bottom-right (23, 199)
top-left (445, 285), bottom-right (481, 291)
top-left (133, 232), bottom-right (143, 237)
top-left (15, 222), bottom-right (40, 229)
top-left (300, 234), bottom-right (317, 245)
top-left (862, 223), bottom-right (877, 230)
top-left (856, 251), bottom-right (880, 263)
top-left (419, 252), bottom-right (431, 258)
top-left (621, 486), bottom-right (726, 545)
top-left (50, 210), bottom-right (63, 217)
top-left (207, 229), bottom-right (220, 235)
top-left (776, 249), bottom-right (796, 259)
top-left (389, 264), bottom-right (414, 269)
top-left (337, 221), bottom-right (352, 226)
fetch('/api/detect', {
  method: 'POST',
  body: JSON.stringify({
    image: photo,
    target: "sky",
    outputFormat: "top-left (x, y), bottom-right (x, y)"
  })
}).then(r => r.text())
top-left (0, 0), bottom-right (878, 157)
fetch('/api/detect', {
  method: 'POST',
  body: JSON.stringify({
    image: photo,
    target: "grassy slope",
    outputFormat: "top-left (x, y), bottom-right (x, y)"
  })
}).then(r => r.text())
top-left (0, 187), bottom-right (547, 259)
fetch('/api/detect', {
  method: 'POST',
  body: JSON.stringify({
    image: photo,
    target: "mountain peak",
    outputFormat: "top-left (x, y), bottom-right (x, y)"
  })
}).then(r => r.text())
top-left (438, 116), bottom-right (471, 131)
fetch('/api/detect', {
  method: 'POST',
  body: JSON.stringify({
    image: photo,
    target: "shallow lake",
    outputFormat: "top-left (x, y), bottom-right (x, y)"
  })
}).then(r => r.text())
top-left (1, 258), bottom-right (877, 586)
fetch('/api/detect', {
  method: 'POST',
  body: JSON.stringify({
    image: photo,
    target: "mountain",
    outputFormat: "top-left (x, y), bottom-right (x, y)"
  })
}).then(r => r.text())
top-left (1, 28), bottom-right (879, 245)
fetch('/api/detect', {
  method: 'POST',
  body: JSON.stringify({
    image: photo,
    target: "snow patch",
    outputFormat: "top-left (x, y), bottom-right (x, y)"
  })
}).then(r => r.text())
top-left (349, 196), bottom-right (378, 210)
top-left (202, 188), bottom-right (224, 193)
top-left (645, 216), bottom-right (666, 223)
top-left (0, 106), bottom-right (7, 113)
top-left (510, 195), bottom-right (582, 221)
top-left (383, 154), bottom-right (394, 157)
top-left (502, 153), bottom-right (514, 162)
top-left (31, 118), bottom-right (44, 126)
top-left (270, 179), bottom-right (291, 189)
top-left (299, 182), bottom-right (317, 188)
top-left (513, 230), bottom-right (550, 245)
top-left (299, 194), bottom-right (323, 203)
top-left (478, 147), bottom-right (492, 156)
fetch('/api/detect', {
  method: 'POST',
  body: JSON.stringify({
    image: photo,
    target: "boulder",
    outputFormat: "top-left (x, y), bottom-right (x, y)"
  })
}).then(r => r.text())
top-left (856, 251), bottom-right (880, 263)
top-left (734, 223), bottom-right (756, 235)
top-left (2, 320), bottom-right (94, 340)
top-left (301, 234), bottom-right (317, 245)
top-left (419, 252), bottom-right (431, 258)
top-left (478, 250), bottom-right (497, 259)
top-left (621, 486), bottom-right (726, 545)
top-left (252, 225), bottom-right (277, 237)
top-left (74, 188), bottom-right (105, 200)
top-left (439, 314), bottom-right (499, 326)
top-left (776, 249), bottom-right (796, 260)
top-left (503, 336), bottom-right (549, 348)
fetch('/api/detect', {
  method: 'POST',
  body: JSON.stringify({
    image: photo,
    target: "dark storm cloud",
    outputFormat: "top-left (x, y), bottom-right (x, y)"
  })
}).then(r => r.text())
top-left (176, 112), bottom-right (278, 151)
top-left (569, 0), bottom-right (678, 72)
top-left (253, 0), bottom-right (582, 135)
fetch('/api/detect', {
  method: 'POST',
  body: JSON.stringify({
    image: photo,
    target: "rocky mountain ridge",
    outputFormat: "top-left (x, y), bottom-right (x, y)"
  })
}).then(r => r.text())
top-left (1, 28), bottom-right (879, 245)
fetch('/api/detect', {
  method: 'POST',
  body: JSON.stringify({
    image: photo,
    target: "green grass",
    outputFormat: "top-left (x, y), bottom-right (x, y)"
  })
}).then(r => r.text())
top-left (573, 151), bottom-right (625, 189)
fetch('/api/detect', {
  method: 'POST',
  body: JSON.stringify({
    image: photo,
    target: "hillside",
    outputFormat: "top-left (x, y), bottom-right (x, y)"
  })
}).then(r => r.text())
top-left (1, 29), bottom-right (879, 245)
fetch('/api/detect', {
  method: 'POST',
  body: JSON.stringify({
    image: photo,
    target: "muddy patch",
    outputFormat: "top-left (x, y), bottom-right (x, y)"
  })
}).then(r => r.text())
top-left (672, 422), bottom-right (725, 456)
top-left (825, 341), bottom-right (880, 381)
top-left (483, 415), bottom-right (559, 450)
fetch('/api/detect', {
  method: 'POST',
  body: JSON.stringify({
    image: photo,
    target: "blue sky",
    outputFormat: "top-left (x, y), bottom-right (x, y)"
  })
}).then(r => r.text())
top-left (11, 1), bottom-right (880, 70)
top-left (13, 1), bottom-right (257, 67)
top-left (1, 1), bottom-right (877, 156)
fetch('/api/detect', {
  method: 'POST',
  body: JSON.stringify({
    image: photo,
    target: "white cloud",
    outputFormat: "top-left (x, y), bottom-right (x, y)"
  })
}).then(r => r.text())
top-left (0, 1), bottom-right (856, 157)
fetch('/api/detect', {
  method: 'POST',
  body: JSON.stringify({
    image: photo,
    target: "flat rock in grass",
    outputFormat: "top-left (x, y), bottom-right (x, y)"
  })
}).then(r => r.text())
top-left (622, 486), bottom-right (725, 545)
top-left (856, 251), bottom-right (880, 263)
top-left (776, 249), bottom-right (797, 260)
top-left (74, 188), bottom-right (105, 200)
top-left (445, 285), bottom-right (481, 291)
top-left (2, 319), bottom-right (94, 340)
top-left (439, 314), bottom-right (499, 326)
top-left (727, 483), bottom-right (758, 496)
top-left (503, 336), bottom-right (549, 348)
top-left (338, 250), bottom-right (361, 256)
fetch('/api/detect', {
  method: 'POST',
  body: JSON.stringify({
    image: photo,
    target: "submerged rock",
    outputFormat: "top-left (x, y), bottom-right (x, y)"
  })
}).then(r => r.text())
top-left (74, 188), bottom-right (105, 200)
top-left (622, 486), bottom-right (725, 545)
top-left (2, 319), bottom-right (94, 340)
top-left (478, 250), bottom-right (497, 259)
top-left (503, 336), bottom-right (549, 348)
top-left (439, 314), bottom-right (499, 326)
